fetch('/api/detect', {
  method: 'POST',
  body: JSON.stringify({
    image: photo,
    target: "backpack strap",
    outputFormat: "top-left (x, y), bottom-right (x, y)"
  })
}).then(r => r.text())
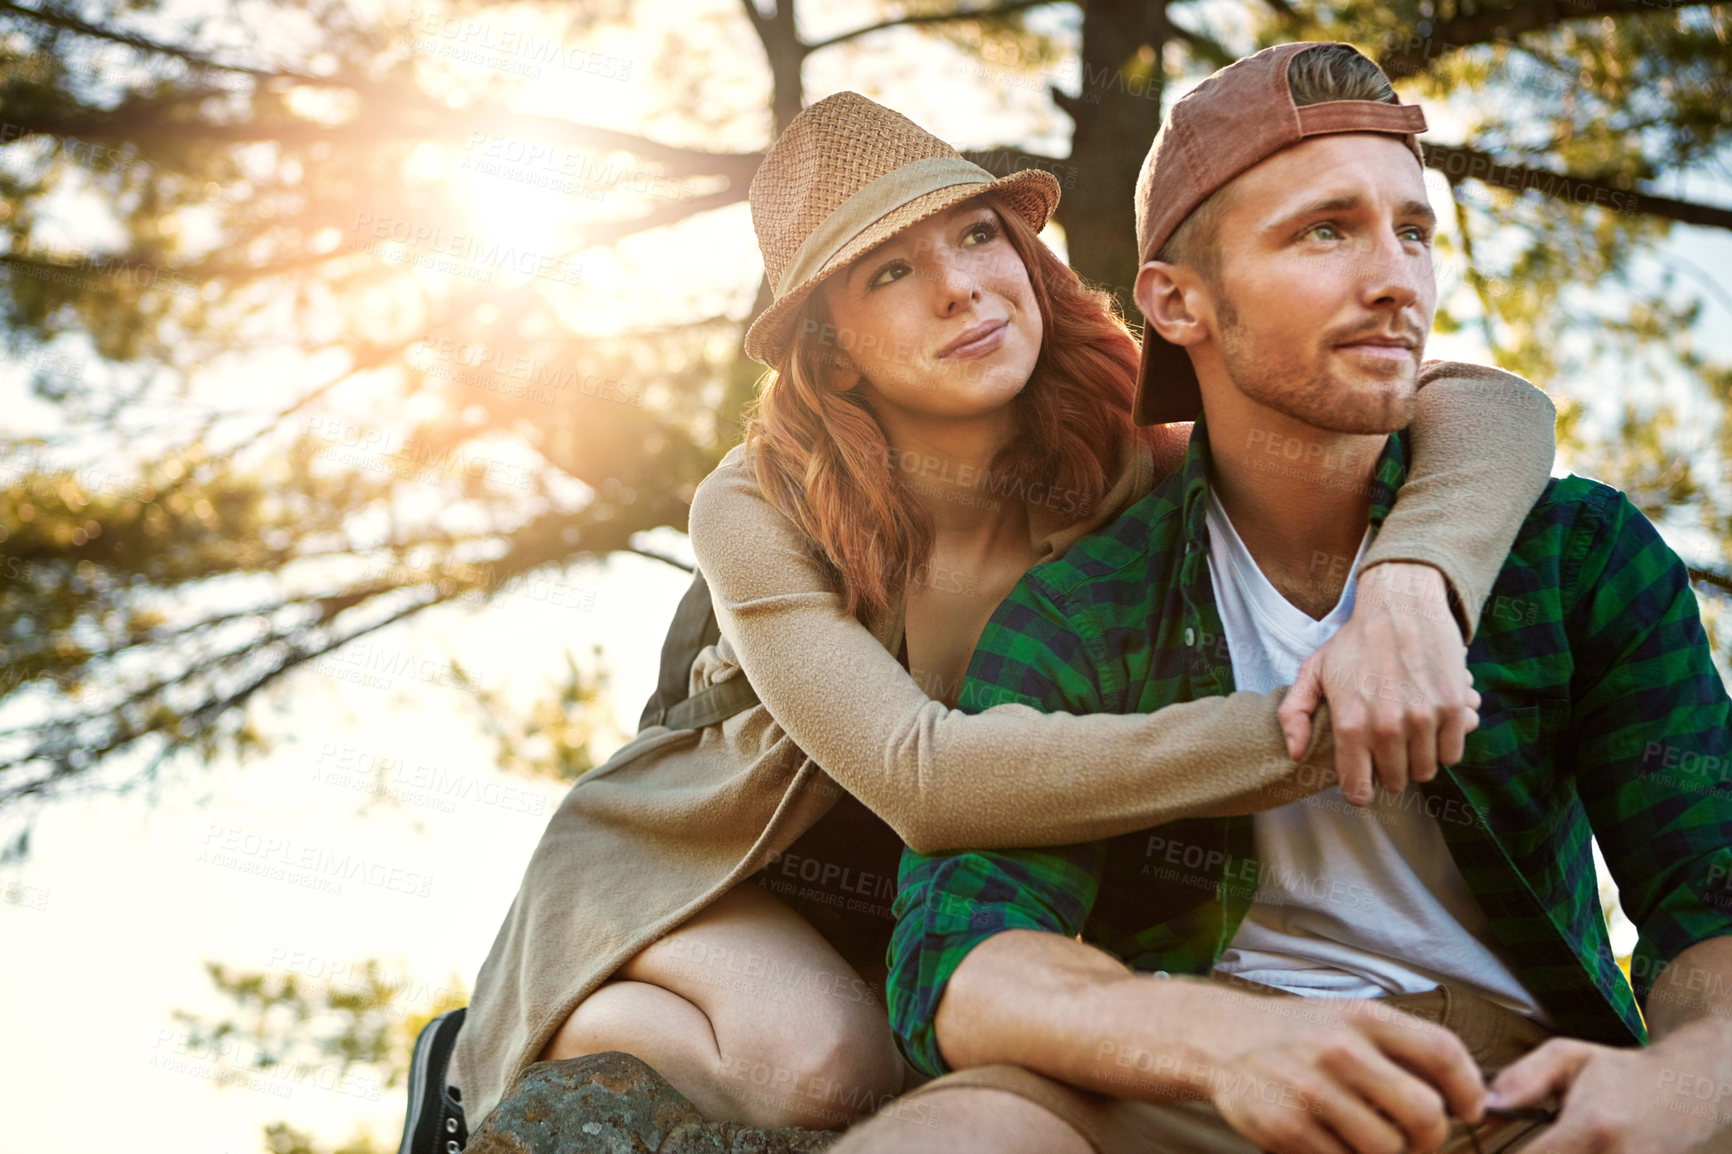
top-left (637, 567), bottom-right (763, 732)
top-left (662, 675), bottom-right (762, 731)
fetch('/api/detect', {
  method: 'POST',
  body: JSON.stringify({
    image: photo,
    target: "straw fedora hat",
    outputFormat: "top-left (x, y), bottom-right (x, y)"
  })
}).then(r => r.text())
top-left (743, 91), bottom-right (1062, 366)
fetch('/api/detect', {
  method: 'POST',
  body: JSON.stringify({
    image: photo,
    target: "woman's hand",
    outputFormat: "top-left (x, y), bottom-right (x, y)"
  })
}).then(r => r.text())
top-left (1277, 562), bottom-right (1480, 805)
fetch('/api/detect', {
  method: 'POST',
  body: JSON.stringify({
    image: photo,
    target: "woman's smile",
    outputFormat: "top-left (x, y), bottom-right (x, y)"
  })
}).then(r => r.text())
top-left (937, 318), bottom-right (1010, 360)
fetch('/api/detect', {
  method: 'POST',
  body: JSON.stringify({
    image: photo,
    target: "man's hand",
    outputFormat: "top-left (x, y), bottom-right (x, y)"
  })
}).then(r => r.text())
top-left (1485, 1019), bottom-right (1732, 1154)
top-left (1279, 561), bottom-right (1480, 805)
top-left (937, 933), bottom-right (1485, 1154)
top-left (1184, 987), bottom-right (1486, 1154)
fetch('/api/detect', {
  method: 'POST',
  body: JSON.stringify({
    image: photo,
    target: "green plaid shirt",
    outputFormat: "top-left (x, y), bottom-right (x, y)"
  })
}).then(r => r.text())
top-left (888, 422), bottom-right (1732, 1077)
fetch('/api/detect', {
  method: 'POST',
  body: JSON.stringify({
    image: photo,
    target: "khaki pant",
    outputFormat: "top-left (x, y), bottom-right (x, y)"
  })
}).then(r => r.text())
top-left (898, 977), bottom-right (1557, 1154)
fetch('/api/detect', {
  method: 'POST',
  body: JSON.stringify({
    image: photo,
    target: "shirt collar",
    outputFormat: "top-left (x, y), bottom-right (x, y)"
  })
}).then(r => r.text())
top-left (1176, 414), bottom-right (1411, 555)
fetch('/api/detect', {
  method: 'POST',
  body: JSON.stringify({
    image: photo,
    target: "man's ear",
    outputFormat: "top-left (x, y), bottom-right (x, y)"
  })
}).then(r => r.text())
top-left (1135, 261), bottom-right (1210, 349)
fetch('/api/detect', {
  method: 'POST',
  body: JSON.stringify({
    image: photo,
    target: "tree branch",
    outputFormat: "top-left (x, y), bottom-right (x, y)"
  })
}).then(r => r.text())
top-left (0, 590), bottom-right (456, 806)
top-left (0, 535), bottom-right (617, 803)
top-left (2, 8), bottom-right (758, 185)
top-left (1, 104), bottom-right (763, 185)
top-left (1424, 143), bottom-right (1732, 232)
top-left (1166, 20), bottom-right (1236, 70)
top-left (1691, 566), bottom-right (1732, 599)
top-left (572, 184), bottom-right (756, 252)
top-left (1448, 176), bottom-right (1501, 352)
top-left (737, 0), bottom-right (771, 36)
top-left (1258, 0), bottom-right (1301, 24)
top-left (958, 145), bottom-right (1062, 168)
top-left (157, 337), bottom-right (419, 499)
top-left (1378, 0), bottom-right (1726, 81)
top-left (0, 0), bottom-right (332, 84)
top-left (804, 0), bottom-right (1059, 55)
top-left (0, 243), bottom-right (363, 293)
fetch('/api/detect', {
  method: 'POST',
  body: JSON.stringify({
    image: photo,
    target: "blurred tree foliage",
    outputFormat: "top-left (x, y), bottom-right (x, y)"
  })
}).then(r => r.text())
top-left (174, 957), bottom-right (468, 1154)
top-left (262, 1122), bottom-right (388, 1154)
top-left (453, 645), bottom-right (619, 782)
top-left (0, 0), bottom-right (1727, 823)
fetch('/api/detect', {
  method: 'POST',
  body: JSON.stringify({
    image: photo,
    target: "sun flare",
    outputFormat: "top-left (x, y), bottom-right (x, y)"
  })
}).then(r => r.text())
top-left (442, 136), bottom-right (612, 286)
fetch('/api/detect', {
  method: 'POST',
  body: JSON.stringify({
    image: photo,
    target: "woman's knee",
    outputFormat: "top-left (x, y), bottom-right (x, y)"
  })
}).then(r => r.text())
top-left (739, 1007), bottom-right (904, 1128)
top-left (540, 979), bottom-right (692, 1062)
top-left (682, 954), bottom-right (899, 1126)
top-left (539, 894), bottom-right (904, 1126)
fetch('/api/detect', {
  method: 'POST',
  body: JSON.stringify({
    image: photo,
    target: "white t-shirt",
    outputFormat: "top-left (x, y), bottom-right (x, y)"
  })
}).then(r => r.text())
top-left (1203, 489), bottom-right (1548, 1021)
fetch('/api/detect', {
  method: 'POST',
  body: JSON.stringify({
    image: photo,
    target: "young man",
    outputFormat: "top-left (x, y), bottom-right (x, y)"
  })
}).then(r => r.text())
top-left (831, 42), bottom-right (1732, 1154)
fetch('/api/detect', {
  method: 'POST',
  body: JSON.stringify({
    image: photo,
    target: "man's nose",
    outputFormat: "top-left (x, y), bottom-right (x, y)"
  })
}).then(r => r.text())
top-left (1357, 231), bottom-right (1429, 312)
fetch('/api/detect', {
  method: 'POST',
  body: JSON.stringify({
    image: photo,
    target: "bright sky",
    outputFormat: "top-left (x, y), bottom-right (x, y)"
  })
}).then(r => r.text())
top-left (2, 1), bottom-right (1729, 1151)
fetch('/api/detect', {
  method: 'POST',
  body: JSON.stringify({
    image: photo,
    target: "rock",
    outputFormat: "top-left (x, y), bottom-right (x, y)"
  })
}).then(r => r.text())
top-left (463, 1051), bottom-right (841, 1153)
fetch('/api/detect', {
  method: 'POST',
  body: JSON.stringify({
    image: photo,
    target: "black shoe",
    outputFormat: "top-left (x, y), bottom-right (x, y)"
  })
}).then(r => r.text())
top-left (399, 1007), bottom-right (469, 1154)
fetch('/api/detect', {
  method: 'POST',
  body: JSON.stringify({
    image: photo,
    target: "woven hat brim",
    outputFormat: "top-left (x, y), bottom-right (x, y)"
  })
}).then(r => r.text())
top-left (744, 168), bottom-right (1061, 366)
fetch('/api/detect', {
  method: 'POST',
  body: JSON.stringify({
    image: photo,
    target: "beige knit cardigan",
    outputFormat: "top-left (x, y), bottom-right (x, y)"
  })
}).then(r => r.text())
top-left (452, 362), bottom-right (1556, 1123)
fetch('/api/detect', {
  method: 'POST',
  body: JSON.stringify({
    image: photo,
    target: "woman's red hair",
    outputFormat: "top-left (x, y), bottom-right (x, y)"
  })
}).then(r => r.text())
top-left (742, 193), bottom-right (1157, 623)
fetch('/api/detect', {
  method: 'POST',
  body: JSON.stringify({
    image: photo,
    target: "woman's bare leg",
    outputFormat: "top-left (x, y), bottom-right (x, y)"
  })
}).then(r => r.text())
top-left (540, 883), bottom-right (906, 1129)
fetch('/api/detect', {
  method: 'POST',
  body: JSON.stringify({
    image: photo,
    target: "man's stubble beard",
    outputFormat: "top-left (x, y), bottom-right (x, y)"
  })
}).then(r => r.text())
top-left (1214, 287), bottom-right (1420, 435)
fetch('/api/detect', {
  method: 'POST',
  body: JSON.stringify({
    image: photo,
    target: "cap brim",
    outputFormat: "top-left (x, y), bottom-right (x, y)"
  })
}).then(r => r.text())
top-left (1132, 326), bottom-right (1204, 426)
top-left (744, 168), bottom-right (1062, 366)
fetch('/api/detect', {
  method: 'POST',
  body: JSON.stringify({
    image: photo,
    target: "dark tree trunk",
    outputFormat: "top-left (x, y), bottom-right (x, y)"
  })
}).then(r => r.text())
top-left (739, 0), bottom-right (808, 342)
top-left (743, 0), bottom-right (806, 136)
top-left (1055, 0), bottom-right (1171, 319)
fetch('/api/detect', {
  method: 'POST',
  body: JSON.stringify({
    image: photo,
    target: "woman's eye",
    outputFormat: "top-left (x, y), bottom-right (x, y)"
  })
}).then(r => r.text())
top-left (963, 220), bottom-right (999, 245)
top-left (868, 262), bottom-right (909, 289)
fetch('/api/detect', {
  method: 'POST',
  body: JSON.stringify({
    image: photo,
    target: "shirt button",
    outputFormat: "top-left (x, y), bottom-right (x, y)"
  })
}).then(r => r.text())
top-left (1184, 627), bottom-right (1195, 646)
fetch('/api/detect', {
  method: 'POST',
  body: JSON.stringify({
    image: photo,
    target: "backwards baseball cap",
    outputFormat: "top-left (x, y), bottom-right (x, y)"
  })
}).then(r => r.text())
top-left (1131, 42), bottom-right (1428, 426)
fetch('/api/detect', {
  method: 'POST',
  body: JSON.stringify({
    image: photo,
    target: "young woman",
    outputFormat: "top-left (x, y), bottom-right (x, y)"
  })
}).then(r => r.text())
top-left (444, 92), bottom-right (1557, 1137)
